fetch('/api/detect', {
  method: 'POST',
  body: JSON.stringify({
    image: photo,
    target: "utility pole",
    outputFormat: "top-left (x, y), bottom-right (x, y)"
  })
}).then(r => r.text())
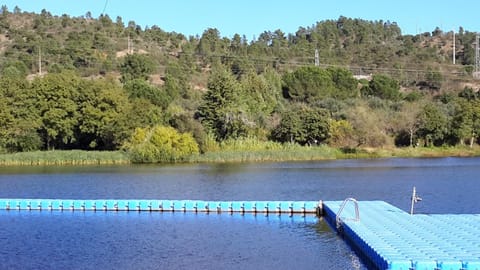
top-left (127, 35), bottom-right (133, 54)
top-left (314, 48), bottom-right (319, 66)
top-left (453, 30), bottom-right (456, 65)
top-left (476, 34), bottom-right (480, 73)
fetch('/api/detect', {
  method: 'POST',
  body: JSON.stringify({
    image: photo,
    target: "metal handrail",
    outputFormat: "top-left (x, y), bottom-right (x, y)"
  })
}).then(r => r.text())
top-left (336, 198), bottom-right (360, 229)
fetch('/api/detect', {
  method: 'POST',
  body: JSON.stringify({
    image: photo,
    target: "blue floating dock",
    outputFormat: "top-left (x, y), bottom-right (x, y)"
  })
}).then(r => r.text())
top-left (323, 201), bottom-right (480, 270)
top-left (2, 197), bottom-right (478, 269)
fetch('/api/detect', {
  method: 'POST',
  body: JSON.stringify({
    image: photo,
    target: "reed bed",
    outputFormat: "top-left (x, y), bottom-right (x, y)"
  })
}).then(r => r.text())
top-left (189, 140), bottom-right (343, 163)
top-left (1, 145), bottom-right (479, 166)
top-left (0, 150), bottom-right (130, 166)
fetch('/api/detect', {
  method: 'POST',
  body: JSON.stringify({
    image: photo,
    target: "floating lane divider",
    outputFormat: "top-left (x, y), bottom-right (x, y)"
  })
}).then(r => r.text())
top-left (323, 200), bottom-right (480, 270)
top-left (0, 199), bottom-right (322, 215)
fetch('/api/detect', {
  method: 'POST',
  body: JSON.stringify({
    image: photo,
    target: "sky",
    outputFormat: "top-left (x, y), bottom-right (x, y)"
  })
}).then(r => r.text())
top-left (2, 0), bottom-right (479, 40)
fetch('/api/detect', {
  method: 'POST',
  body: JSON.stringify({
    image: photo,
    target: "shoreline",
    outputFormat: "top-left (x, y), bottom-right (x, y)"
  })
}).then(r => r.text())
top-left (0, 146), bottom-right (480, 166)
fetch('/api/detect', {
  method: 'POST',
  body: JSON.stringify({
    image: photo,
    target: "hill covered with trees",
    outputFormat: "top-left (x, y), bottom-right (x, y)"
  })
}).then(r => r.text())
top-left (0, 6), bottom-right (479, 162)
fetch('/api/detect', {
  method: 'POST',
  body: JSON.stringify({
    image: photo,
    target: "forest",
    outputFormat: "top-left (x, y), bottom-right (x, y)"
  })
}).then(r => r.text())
top-left (0, 6), bottom-right (480, 162)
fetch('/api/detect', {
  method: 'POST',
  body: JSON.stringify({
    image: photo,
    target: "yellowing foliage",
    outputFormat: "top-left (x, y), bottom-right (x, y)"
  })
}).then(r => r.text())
top-left (125, 125), bottom-right (199, 163)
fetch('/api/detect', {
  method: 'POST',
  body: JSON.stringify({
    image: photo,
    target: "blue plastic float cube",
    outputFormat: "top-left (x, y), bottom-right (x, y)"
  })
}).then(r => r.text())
top-left (219, 202), bottom-right (231, 212)
top-left (243, 202), bottom-right (255, 212)
top-left (72, 200), bottom-right (84, 210)
top-left (184, 200), bottom-right (197, 212)
top-left (161, 200), bottom-right (173, 211)
top-left (292, 202), bottom-right (306, 213)
top-left (104, 200), bottom-right (116, 210)
top-left (437, 260), bottom-right (463, 270)
top-left (128, 200), bottom-right (139, 210)
top-left (255, 202), bottom-right (268, 213)
top-left (84, 200), bottom-right (95, 210)
top-left (280, 201), bottom-right (293, 213)
top-left (173, 201), bottom-right (185, 211)
top-left (94, 200), bottom-right (106, 210)
top-left (195, 201), bottom-right (208, 212)
top-left (267, 201), bottom-right (281, 213)
top-left (117, 200), bottom-right (128, 210)
top-left (207, 201), bottom-right (220, 212)
top-left (50, 200), bottom-right (61, 210)
top-left (40, 200), bottom-right (51, 210)
top-left (388, 259), bottom-right (412, 270)
top-left (231, 202), bottom-right (244, 212)
top-left (463, 260), bottom-right (480, 270)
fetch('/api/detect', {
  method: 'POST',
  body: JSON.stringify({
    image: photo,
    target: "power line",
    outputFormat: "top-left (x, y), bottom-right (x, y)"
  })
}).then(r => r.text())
top-left (101, 0), bottom-right (109, 15)
top-left (179, 51), bottom-right (468, 78)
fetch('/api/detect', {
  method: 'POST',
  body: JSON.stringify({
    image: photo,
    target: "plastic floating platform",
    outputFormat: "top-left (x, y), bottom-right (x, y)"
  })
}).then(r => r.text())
top-left (0, 199), bottom-right (321, 215)
top-left (323, 201), bottom-right (480, 270)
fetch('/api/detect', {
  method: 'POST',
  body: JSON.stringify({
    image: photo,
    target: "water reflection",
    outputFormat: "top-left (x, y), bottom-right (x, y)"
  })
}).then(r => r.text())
top-left (0, 210), bottom-right (365, 270)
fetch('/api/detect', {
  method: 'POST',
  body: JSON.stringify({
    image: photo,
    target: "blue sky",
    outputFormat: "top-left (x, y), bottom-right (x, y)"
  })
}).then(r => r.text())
top-left (2, 0), bottom-right (479, 39)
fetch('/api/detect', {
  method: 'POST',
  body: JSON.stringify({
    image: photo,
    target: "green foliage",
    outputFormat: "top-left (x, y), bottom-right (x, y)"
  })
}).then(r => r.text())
top-left (0, 150), bottom-right (129, 166)
top-left (119, 53), bottom-right (156, 82)
top-left (271, 105), bottom-right (331, 145)
top-left (1, 9), bottom-right (480, 155)
top-left (282, 66), bottom-right (335, 102)
top-left (124, 79), bottom-right (170, 108)
top-left (31, 71), bottom-right (81, 149)
top-left (451, 99), bottom-right (480, 146)
top-left (416, 103), bottom-right (449, 146)
top-left (326, 67), bottom-right (359, 99)
top-left (197, 67), bottom-right (254, 140)
top-left (125, 125), bottom-right (199, 163)
top-left (327, 119), bottom-right (356, 147)
top-left (425, 68), bottom-right (443, 90)
top-left (282, 66), bottom-right (359, 103)
top-left (76, 78), bottom-right (131, 150)
top-left (361, 74), bottom-right (401, 101)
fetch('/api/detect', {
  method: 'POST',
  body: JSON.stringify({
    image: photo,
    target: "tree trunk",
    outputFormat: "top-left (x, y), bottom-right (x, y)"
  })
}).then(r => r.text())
top-left (409, 129), bottom-right (414, 147)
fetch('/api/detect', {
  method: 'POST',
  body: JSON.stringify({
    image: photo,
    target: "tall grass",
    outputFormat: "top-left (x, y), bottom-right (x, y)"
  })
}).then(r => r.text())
top-left (188, 138), bottom-right (343, 163)
top-left (188, 138), bottom-right (480, 163)
top-left (1, 144), bottom-right (479, 166)
top-left (0, 150), bottom-right (130, 166)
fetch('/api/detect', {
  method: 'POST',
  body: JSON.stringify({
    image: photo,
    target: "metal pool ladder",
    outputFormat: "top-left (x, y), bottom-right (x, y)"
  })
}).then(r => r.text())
top-left (336, 198), bottom-right (360, 229)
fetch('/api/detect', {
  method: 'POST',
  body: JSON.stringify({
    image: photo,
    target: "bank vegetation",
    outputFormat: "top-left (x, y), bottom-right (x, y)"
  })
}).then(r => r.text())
top-left (1, 7), bottom-right (480, 164)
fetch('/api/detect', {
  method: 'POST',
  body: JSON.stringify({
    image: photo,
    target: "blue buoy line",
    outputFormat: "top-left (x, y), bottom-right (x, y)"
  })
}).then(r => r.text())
top-left (0, 199), bottom-right (322, 215)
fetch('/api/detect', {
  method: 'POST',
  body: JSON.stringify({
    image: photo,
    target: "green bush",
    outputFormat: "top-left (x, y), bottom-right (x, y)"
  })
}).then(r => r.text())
top-left (125, 125), bottom-right (199, 163)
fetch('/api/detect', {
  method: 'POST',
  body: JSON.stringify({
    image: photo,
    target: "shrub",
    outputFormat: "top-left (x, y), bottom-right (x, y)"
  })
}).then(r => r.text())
top-left (124, 125), bottom-right (199, 163)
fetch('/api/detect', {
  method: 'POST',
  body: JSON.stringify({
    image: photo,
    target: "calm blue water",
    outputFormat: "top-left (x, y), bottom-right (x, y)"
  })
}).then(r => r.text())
top-left (0, 157), bottom-right (479, 269)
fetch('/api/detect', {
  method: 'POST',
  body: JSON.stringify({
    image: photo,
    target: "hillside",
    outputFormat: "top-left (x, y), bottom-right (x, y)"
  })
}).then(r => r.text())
top-left (1, 6), bottom-right (480, 158)
top-left (0, 9), bottom-right (477, 88)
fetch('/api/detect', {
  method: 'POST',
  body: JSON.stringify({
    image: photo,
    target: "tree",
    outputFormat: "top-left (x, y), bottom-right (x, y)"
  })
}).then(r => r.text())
top-left (361, 74), bottom-right (401, 100)
top-left (451, 99), bottom-right (480, 147)
top-left (326, 67), bottom-right (359, 99)
top-left (394, 102), bottom-right (423, 147)
top-left (77, 78), bottom-right (131, 149)
top-left (0, 73), bottom-right (41, 152)
top-left (271, 105), bottom-right (330, 145)
top-left (31, 71), bottom-right (81, 150)
top-left (239, 71), bottom-right (278, 117)
top-left (119, 53), bottom-right (156, 83)
top-left (327, 119), bottom-right (356, 148)
top-left (282, 66), bottom-right (335, 102)
top-left (416, 103), bottom-right (449, 146)
top-left (124, 79), bottom-right (170, 108)
top-left (197, 67), bottom-right (248, 140)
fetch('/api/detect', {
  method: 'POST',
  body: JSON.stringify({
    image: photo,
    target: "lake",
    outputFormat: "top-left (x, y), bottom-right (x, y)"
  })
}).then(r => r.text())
top-left (0, 157), bottom-right (478, 269)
